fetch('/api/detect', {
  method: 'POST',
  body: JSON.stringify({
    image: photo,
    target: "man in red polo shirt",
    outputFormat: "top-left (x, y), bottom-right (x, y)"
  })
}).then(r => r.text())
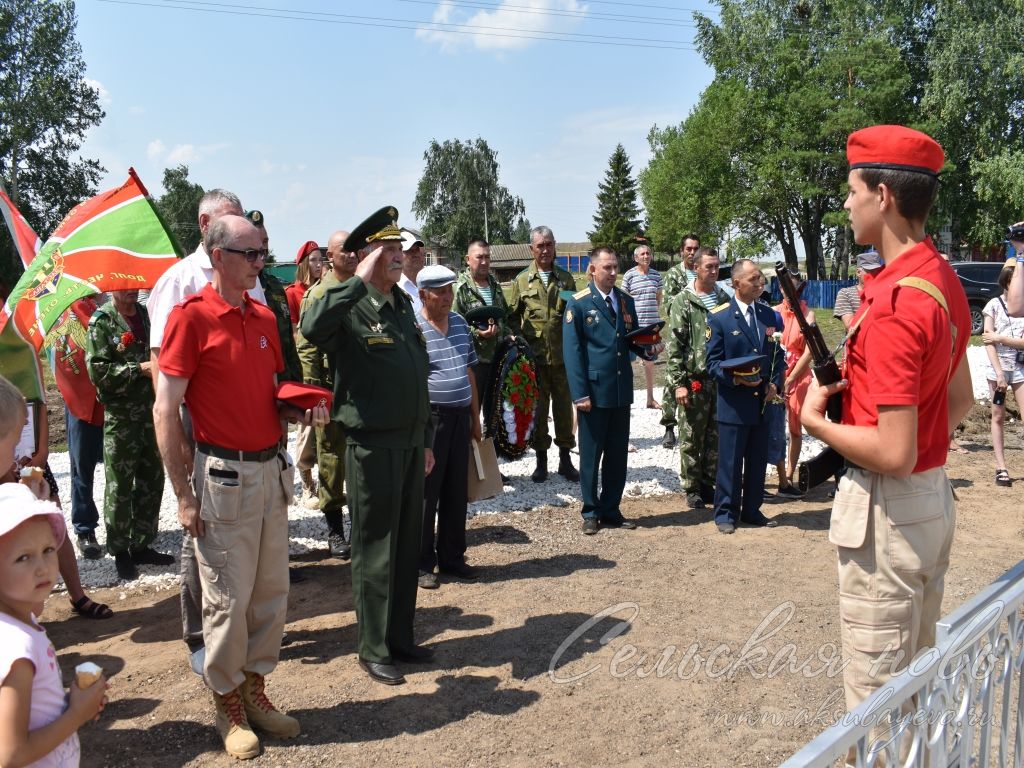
top-left (803, 126), bottom-right (974, 724)
top-left (153, 214), bottom-right (328, 759)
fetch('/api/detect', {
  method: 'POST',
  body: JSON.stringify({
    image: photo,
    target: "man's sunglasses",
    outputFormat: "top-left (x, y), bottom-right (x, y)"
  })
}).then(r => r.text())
top-left (221, 247), bottom-right (269, 262)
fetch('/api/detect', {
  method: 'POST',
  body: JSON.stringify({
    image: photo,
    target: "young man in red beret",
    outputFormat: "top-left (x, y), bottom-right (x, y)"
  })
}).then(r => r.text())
top-left (802, 126), bottom-right (974, 725)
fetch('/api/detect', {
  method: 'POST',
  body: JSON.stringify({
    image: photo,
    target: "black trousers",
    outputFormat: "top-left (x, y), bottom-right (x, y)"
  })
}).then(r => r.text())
top-left (420, 405), bottom-right (471, 572)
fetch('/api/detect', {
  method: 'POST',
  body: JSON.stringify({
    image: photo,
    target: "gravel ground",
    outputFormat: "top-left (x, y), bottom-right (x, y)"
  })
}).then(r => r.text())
top-left (55, 349), bottom-right (995, 592)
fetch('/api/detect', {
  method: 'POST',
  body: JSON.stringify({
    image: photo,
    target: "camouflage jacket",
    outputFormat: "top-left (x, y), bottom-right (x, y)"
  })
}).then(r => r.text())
top-left (259, 270), bottom-right (302, 383)
top-left (507, 264), bottom-right (577, 365)
top-left (452, 269), bottom-right (510, 364)
top-left (662, 263), bottom-right (692, 302)
top-left (296, 269), bottom-right (340, 387)
top-left (86, 302), bottom-right (154, 409)
top-left (665, 286), bottom-right (731, 389)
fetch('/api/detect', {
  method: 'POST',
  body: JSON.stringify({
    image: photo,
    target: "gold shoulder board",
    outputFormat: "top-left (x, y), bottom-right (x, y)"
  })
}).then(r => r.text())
top-left (573, 288), bottom-right (590, 300)
top-left (710, 302), bottom-right (730, 314)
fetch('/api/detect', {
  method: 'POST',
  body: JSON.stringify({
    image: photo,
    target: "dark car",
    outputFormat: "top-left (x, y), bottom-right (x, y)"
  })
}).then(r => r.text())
top-left (950, 261), bottom-right (1003, 335)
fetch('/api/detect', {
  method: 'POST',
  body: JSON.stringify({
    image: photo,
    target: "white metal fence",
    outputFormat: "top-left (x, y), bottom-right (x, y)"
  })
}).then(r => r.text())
top-left (781, 559), bottom-right (1024, 767)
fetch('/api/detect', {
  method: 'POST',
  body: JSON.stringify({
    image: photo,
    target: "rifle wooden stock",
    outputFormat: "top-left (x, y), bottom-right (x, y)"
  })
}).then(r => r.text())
top-left (775, 262), bottom-right (844, 491)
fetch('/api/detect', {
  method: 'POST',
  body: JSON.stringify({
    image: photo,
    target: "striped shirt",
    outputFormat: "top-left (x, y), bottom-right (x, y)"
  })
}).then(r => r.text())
top-left (477, 284), bottom-right (495, 305)
top-left (622, 267), bottom-right (663, 326)
top-left (696, 291), bottom-right (719, 311)
top-left (417, 311), bottom-right (479, 407)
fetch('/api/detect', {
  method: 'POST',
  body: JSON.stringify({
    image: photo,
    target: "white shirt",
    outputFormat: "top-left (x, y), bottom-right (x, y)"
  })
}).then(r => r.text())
top-left (733, 296), bottom-right (759, 337)
top-left (146, 244), bottom-right (268, 348)
top-left (398, 272), bottom-right (423, 315)
top-left (595, 286), bottom-right (619, 315)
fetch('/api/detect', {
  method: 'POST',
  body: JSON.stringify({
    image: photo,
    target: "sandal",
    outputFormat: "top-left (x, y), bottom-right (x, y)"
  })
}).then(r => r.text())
top-left (70, 596), bottom-right (114, 620)
top-left (996, 469), bottom-right (1012, 487)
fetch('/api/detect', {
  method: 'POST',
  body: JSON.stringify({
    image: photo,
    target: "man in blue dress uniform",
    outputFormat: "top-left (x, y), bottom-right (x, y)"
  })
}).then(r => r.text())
top-left (562, 247), bottom-right (640, 535)
top-left (705, 259), bottom-right (786, 534)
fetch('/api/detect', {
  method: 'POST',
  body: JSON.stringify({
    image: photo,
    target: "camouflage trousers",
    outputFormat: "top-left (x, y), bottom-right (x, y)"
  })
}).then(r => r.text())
top-left (316, 419), bottom-right (347, 536)
top-left (534, 363), bottom-right (576, 451)
top-left (678, 386), bottom-right (718, 494)
top-left (102, 404), bottom-right (165, 556)
top-left (660, 384), bottom-right (678, 428)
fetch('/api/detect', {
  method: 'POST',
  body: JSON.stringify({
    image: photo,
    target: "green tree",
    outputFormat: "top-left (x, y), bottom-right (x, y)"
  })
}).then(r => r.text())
top-left (920, 0), bottom-right (1024, 248)
top-left (412, 138), bottom-right (528, 251)
top-left (155, 165), bottom-right (204, 253)
top-left (0, 0), bottom-right (104, 279)
top-left (587, 144), bottom-right (642, 265)
top-left (643, 0), bottom-right (916, 276)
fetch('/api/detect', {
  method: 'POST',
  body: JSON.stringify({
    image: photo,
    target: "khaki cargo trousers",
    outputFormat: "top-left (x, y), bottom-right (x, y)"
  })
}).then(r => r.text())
top-left (192, 448), bottom-right (294, 694)
top-left (830, 466), bottom-right (955, 711)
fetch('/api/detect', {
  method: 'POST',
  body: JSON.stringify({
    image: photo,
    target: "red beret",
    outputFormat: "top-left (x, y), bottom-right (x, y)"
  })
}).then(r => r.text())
top-left (847, 125), bottom-right (944, 177)
top-left (295, 240), bottom-right (320, 264)
top-left (275, 382), bottom-right (333, 412)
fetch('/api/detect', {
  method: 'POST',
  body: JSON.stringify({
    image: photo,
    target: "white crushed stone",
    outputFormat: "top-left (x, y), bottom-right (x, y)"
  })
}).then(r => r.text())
top-left (53, 353), bottom-right (995, 591)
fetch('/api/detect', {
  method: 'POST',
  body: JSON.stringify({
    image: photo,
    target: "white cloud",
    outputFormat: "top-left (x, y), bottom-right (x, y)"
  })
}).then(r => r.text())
top-left (146, 141), bottom-right (229, 166)
top-left (166, 144), bottom-right (199, 164)
top-left (128, 105), bottom-right (146, 116)
top-left (147, 139), bottom-right (167, 161)
top-left (84, 78), bottom-right (112, 106)
top-left (416, 0), bottom-right (588, 54)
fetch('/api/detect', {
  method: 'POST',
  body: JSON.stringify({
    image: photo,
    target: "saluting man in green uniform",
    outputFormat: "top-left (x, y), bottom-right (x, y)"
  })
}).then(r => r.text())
top-left (507, 225), bottom-right (580, 483)
top-left (300, 207), bottom-right (434, 687)
top-left (86, 289), bottom-right (171, 581)
top-left (296, 229), bottom-right (353, 559)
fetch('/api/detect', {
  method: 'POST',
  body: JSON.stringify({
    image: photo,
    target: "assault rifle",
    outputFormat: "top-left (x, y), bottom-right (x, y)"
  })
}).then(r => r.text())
top-left (775, 262), bottom-right (844, 492)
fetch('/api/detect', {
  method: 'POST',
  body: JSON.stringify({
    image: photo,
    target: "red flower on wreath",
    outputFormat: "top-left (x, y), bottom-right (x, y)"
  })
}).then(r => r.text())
top-left (511, 373), bottom-right (522, 385)
top-left (120, 331), bottom-right (134, 346)
top-left (690, 380), bottom-right (702, 393)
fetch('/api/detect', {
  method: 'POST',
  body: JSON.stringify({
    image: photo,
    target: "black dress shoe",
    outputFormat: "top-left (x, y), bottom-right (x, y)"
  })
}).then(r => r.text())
top-left (582, 518), bottom-right (599, 535)
top-left (742, 514), bottom-right (779, 528)
top-left (391, 644), bottom-right (434, 663)
top-left (358, 658), bottom-right (405, 685)
top-left (130, 547), bottom-right (175, 566)
top-left (602, 518), bottom-right (637, 529)
top-left (717, 521), bottom-right (736, 534)
top-left (439, 562), bottom-right (479, 580)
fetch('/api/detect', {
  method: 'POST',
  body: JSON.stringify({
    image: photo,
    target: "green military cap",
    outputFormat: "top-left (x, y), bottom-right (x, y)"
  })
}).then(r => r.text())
top-left (245, 209), bottom-right (265, 228)
top-left (343, 205), bottom-right (402, 253)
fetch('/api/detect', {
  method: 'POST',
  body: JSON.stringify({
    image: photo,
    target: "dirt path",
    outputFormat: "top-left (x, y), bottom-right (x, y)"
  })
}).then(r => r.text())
top-left (42, 436), bottom-right (1023, 768)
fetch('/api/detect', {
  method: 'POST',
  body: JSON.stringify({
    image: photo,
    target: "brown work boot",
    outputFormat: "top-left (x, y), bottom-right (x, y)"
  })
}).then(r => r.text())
top-left (213, 688), bottom-right (260, 759)
top-left (241, 672), bottom-right (300, 738)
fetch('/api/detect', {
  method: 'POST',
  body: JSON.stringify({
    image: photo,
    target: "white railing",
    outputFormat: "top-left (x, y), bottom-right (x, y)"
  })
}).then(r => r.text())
top-left (781, 559), bottom-right (1024, 767)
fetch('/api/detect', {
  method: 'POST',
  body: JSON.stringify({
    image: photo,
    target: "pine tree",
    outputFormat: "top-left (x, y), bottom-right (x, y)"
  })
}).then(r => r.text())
top-left (588, 144), bottom-right (642, 265)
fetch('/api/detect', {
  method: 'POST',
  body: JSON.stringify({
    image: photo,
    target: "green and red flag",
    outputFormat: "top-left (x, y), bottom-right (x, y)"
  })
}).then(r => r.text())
top-left (0, 168), bottom-right (183, 353)
top-left (0, 182), bottom-right (45, 400)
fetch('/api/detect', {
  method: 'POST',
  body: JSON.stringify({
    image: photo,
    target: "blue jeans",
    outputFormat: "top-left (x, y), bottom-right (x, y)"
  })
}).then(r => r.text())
top-left (65, 406), bottom-right (104, 536)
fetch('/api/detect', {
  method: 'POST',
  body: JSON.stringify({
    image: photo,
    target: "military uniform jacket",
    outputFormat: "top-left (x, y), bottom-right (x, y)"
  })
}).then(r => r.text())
top-left (452, 269), bottom-right (510, 364)
top-left (665, 286), bottom-right (731, 389)
top-left (705, 298), bottom-right (785, 426)
top-left (258, 270), bottom-right (302, 384)
top-left (662, 263), bottom-right (689, 301)
top-left (296, 269), bottom-right (340, 388)
top-left (508, 264), bottom-right (578, 365)
top-left (299, 276), bottom-right (433, 449)
top-left (85, 302), bottom-right (154, 410)
top-left (562, 284), bottom-right (636, 409)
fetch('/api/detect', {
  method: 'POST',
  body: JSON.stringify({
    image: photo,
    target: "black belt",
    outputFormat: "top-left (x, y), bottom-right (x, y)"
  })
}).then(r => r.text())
top-left (197, 442), bottom-right (279, 463)
top-left (431, 404), bottom-right (470, 414)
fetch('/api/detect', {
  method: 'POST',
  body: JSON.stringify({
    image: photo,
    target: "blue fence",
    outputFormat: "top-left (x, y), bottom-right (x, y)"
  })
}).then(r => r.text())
top-left (555, 255), bottom-right (588, 273)
top-left (765, 278), bottom-right (854, 309)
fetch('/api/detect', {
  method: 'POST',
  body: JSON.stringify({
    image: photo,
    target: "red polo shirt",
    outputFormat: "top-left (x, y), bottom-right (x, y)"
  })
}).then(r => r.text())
top-left (284, 282), bottom-right (306, 324)
top-left (159, 284), bottom-right (284, 451)
top-left (843, 238), bottom-right (970, 472)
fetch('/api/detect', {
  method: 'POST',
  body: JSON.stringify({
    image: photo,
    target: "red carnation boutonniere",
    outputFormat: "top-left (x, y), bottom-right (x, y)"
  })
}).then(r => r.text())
top-left (765, 326), bottom-right (777, 341)
top-left (690, 380), bottom-right (702, 393)
top-left (116, 331), bottom-right (134, 353)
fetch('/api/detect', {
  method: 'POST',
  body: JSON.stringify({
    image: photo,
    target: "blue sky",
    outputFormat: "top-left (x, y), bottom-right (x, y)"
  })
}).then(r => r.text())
top-left (75, 0), bottom-right (715, 257)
